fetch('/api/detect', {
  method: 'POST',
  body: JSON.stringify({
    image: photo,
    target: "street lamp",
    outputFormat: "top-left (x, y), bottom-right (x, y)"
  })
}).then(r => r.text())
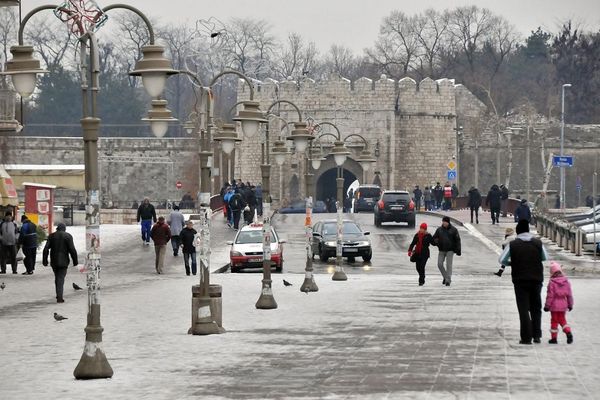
top-left (214, 123), bottom-right (242, 155)
top-left (142, 99), bottom-right (177, 138)
top-left (130, 45), bottom-right (178, 98)
top-left (233, 100), bottom-right (267, 138)
top-left (560, 83), bottom-right (572, 209)
top-left (271, 139), bottom-right (289, 166)
top-left (2, 2), bottom-right (172, 380)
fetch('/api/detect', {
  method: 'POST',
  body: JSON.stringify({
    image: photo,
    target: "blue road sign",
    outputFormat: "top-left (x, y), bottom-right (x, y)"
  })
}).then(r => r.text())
top-left (552, 155), bottom-right (574, 167)
top-left (447, 170), bottom-right (457, 180)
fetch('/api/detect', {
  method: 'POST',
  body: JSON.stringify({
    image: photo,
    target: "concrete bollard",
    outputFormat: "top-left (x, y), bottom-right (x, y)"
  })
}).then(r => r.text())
top-left (575, 230), bottom-right (582, 256)
top-left (209, 284), bottom-right (223, 329)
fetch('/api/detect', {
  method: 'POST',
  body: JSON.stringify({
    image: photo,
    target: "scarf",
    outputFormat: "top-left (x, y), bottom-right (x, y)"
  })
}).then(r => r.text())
top-left (415, 232), bottom-right (426, 254)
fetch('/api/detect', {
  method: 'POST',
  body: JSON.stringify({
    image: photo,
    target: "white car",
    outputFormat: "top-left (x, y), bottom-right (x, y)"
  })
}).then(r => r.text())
top-left (227, 223), bottom-right (285, 273)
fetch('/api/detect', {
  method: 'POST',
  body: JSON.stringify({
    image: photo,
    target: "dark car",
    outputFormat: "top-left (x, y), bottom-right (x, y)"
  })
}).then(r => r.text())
top-left (279, 200), bottom-right (327, 214)
top-left (311, 219), bottom-right (372, 262)
top-left (374, 190), bottom-right (415, 227)
top-left (352, 185), bottom-right (382, 213)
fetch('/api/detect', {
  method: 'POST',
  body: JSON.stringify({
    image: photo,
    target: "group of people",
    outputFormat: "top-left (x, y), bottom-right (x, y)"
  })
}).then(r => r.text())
top-left (1, 210), bottom-right (79, 303)
top-left (407, 215), bottom-right (574, 345)
top-left (136, 199), bottom-right (202, 276)
top-left (466, 184), bottom-right (530, 225)
top-left (413, 182), bottom-right (459, 211)
top-left (221, 180), bottom-right (262, 230)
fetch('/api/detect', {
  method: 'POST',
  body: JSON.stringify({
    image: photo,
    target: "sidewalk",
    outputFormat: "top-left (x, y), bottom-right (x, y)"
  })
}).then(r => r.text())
top-left (1, 270), bottom-right (598, 399)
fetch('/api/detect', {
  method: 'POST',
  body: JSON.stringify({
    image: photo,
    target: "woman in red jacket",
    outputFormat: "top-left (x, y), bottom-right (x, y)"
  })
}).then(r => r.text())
top-left (408, 223), bottom-right (434, 286)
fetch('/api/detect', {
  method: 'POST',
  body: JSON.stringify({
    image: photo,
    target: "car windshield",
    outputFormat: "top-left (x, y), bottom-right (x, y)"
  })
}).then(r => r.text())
top-left (235, 228), bottom-right (277, 244)
top-left (383, 193), bottom-right (409, 202)
top-left (323, 222), bottom-right (362, 235)
top-left (358, 188), bottom-right (381, 198)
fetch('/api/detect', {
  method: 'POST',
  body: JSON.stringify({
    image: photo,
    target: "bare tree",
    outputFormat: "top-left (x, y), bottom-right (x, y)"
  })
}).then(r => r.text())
top-left (0, 8), bottom-right (17, 72)
top-left (24, 14), bottom-right (76, 70)
top-left (271, 33), bottom-right (319, 80)
top-left (447, 6), bottom-right (495, 72)
top-left (413, 9), bottom-right (451, 78)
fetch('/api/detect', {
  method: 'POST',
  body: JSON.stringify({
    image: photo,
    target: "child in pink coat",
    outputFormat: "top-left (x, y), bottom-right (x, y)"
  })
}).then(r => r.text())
top-left (544, 261), bottom-right (574, 344)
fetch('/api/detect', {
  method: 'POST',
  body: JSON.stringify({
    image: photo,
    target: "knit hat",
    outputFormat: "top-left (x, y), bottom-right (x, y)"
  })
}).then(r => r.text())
top-left (550, 261), bottom-right (563, 276)
top-left (442, 216), bottom-right (451, 223)
top-left (420, 222), bottom-right (428, 230)
top-left (505, 227), bottom-right (514, 235)
top-left (516, 219), bottom-right (529, 234)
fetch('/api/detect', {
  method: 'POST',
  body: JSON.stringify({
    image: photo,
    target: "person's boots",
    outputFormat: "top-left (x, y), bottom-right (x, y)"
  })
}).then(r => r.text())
top-left (548, 337), bottom-right (558, 344)
top-left (57, 297), bottom-right (64, 303)
top-left (566, 332), bottom-right (574, 344)
top-left (494, 268), bottom-right (504, 277)
top-left (185, 266), bottom-right (190, 276)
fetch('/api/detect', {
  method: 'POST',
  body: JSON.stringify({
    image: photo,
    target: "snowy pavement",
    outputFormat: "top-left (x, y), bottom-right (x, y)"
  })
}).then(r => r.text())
top-left (1, 213), bottom-right (600, 399)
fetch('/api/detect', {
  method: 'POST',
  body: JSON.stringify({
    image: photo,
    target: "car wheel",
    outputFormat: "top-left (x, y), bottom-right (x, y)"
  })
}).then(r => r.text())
top-left (408, 218), bottom-right (416, 228)
top-left (230, 265), bottom-right (239, 273)
top-left (275, 262), bottom-right (283, 273)
top-left (319, 246), bottom-right (329, 262)
top-left (348, 256), bottom-right (356, 263)
top-left (362, 251), bottom-right (372, 262)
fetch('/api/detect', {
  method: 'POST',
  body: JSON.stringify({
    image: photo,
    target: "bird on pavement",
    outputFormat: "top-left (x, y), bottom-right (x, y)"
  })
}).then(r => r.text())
top-left (283, 279), bottom-right (293, 287)
top-left (53, 312), bottom-right (68, 321)
top-left (0, 282), bottom-right (5, 291)
top-left (73, 283), bottom-right (83, 291)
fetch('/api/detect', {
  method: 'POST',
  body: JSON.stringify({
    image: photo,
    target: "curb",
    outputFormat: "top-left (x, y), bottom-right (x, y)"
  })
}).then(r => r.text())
top-left (417, 211), bottom-right (464, 227)
top-left (212, 264), bottom-right (230, 274)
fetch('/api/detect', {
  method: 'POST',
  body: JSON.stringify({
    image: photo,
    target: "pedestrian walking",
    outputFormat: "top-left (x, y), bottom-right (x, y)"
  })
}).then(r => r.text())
top-left (413, 185), bottom-right (423, 211)
top-left (494, 227), bottom-right (516, 277)
top-left (434, 182), bottom-right (443, 209)
top-left (443, 182), bottom-right (453, 210)
top-left (432, 216), bottom-right (461, 286)
top-left (451, 183), bottom-right (459, 209)
top-left (180, 220), bottom-right (198, 276)
top-left (486, 184), bottom-right (502, 224)
top-left (137, 198), bottom-right (157, 245)
top-left (42, 223), bottom-right (78, 303)
top-left (167, 205), bottom-right (185, 256)
top-left (0, 211), bottom-right (18, 274)
top-left (514, 199), bottom-right (532, 223)
top-left (498, 219), bottom-right (548, 344)
top-left (150, 216), bottom-right (171, 274)
top-left (467, 187), bottom-right (482, 224)
top-left (500, 184), bottom-right (510, 217)
top-left (255, 183), bottom-right (263, 216)
top-left (423, 186), bottom-right (432, 211)
top-left (228, 189), bottom-right (246, 230)
top-left (408, 222), bottom-right (434, 286)
top-left (544, 262), bottom-right (574, 344)
top-left (18, 215), bottom-right (37, 275)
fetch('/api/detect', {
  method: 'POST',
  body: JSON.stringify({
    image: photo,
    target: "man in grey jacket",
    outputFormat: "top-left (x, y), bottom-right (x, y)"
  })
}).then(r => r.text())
top-left (432, 216), bottom-right (461, 286)
top-left (0, 211), bottom-right (19, 274)
top-left (168, 205), bottom-right (185, 256)
top-left (43, 223), bottom-right (78, 303)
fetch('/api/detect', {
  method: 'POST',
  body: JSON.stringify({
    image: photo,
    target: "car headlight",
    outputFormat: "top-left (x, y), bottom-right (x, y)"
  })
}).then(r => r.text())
top-left (325, 241), bottom-right (336, 247)
top-left (357, 241), bottom-right (370, 247)
top-left (230, 251), bottom-right (243, 257)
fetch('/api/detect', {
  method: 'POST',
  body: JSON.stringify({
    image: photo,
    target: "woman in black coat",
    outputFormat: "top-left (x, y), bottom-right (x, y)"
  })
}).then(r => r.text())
top-left (467, 187), bottom-right (482, 224)
top-left (408, 222), bottom-right (435, 286)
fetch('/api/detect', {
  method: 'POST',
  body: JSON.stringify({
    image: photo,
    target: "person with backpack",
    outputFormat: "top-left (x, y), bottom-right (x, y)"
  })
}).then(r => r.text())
top-left (0, 211), bottom-right (19, 274)
top-left (18, 215), bottom-right (38, 275)
top-left (228, 189), bottom-right (246, 230)
top-left (42, 223), bottom-right (78, 303)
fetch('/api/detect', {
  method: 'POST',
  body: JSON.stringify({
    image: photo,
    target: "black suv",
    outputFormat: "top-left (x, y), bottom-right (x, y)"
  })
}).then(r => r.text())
top-left (374, 190), bottom-right (415, 227)
top-left (352, 185), bottom-right (382, 213)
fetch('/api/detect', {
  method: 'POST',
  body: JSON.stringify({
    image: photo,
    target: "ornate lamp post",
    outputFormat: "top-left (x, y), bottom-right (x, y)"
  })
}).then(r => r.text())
top-left (2, 1), bottom-right (175, 379)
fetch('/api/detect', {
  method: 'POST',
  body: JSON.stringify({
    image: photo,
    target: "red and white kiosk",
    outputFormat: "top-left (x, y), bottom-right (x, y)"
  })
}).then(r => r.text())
top-left (22, 182), bottom-right (56, 234)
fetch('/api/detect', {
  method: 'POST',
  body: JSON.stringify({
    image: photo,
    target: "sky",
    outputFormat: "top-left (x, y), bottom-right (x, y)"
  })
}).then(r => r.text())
top-left (14, 0), bottom-right (600, 52)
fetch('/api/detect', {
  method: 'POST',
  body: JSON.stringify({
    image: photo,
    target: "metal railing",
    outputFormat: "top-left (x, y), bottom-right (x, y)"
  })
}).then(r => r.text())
top-left (535, 212), bottom-right (585, 256)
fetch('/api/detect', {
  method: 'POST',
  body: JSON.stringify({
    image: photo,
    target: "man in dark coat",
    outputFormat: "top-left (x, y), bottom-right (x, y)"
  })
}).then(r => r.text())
top-left (434, 183), bottom-right (443, 209)
top-left (413, 186), bottom-right (423, 211)
top-left (499, 219), bottom-right (548, 344)
top-left (486, 185), bottom-right (502, 224)
top-left (432, 216), bottom-right (461, 286)
top-left (500, 184), bottom-right (510, 217)
top-left (137, 198), bottom-right (157, 245)
top-left (150, 216), bottom-right (171, 274)
top-left (180, 220), bottom-right (198, 276)
top-left (514, 199), bottom-right (532, 223)
top-left (228, 190), bottom-right (246, 230)
top-left (19, 215), bottom-right (38, 275)
top-left (467, 187), bottom-right (482, 224)
top-left (42, 223), bottom-right (78, 303)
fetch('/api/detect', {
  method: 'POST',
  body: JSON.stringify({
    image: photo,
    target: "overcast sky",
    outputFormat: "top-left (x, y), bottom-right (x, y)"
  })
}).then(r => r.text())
top-left (20, 0), bottom-right (600, 52)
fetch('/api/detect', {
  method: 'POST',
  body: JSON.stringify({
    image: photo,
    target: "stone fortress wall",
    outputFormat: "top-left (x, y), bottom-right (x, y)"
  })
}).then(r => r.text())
top-left (235, 74), bottom-right (487, 203)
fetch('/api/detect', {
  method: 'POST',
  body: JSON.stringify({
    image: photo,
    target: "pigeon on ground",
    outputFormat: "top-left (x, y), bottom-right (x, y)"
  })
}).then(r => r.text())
top-left (283, 279), bottom-right (293, 287)
top-left (53, 312), bottom-right (68, 321)
top-left (0, 282), bottom-right (5, 291)
top-left (73, 283), bottom-right (83, 291)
